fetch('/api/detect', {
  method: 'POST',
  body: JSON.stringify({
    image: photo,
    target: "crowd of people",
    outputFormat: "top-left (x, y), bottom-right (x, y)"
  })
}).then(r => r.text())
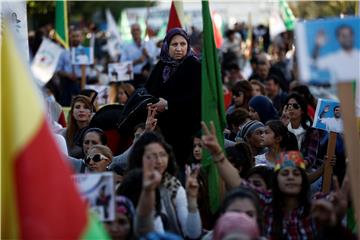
top-left (35, 18), bottom-right (358, 240)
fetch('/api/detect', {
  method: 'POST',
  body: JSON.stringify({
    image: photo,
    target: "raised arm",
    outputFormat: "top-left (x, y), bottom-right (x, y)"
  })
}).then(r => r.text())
top-left (134, 155), bottom-right (162, 237)
top-left (201, 121), bottom-right (242, 189)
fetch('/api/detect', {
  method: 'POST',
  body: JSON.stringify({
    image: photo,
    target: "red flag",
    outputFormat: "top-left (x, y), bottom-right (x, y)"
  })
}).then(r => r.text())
top-left (212, 11), bottom-right (223, 49)
top-left (167, 1), bottom-right (183, 32)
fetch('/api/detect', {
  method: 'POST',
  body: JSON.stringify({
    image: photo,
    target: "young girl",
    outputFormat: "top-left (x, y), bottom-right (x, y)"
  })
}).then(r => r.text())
top-left (255, 120), bottom-right (298, 168)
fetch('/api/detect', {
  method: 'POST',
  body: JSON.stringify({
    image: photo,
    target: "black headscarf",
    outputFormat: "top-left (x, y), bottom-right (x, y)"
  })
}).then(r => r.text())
top-left (160, 28), bottom-right (194, 82)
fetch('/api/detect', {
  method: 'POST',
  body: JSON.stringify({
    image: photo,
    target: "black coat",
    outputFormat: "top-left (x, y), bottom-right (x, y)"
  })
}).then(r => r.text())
top-left (146, 56), bottom-right (201, 166)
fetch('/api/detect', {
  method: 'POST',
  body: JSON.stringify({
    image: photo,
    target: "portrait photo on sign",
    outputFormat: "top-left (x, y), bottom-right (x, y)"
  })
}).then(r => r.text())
top-left (296, 17), bottom-right (360, 85)
top-left (73, 172), bottom-right (115, 221)
top-left (71, 46), bottom-right (94, 65)
top-left (108, 61), bottom-right (133, 82)
top-left (313, 98), bottom-right (343, 133)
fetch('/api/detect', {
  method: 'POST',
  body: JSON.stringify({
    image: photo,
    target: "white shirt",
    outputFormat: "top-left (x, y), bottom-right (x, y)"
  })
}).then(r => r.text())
top-left (316, 48), bottom-right (360, 82)
top-left (287, 123), bottom-right (306, 150)
top-left (319, 117), bottom-right (343, 133)
top-left (120, 40), bottom-right (157, 74)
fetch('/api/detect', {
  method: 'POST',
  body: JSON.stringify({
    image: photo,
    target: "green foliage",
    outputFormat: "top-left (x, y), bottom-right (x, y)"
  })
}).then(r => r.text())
top-left (290, 1), bottom-right (356, 19)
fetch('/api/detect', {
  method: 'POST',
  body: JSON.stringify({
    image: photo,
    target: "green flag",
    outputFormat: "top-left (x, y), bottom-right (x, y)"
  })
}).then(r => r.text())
top-left (279, 0), bottom-right (295, 30)
top-left (201, 0), bottom-right (226, 214)
top-left (55, 0), bottom-right (69, 49)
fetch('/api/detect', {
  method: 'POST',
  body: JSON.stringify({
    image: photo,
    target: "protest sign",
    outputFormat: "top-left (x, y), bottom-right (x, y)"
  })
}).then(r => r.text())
top-left (313, 98), bottom-right (343, 133)
top-left (31, 38), bottom-right (64, 85)
top-left (108, 62), bottom-right (134, 82)
top-left (73, 172), bottom-right (115, 221)
top-left (296, 17), bottom-right (360, 84)
top-left (1, 1), bottom-right (29, 60)
top-left (71, 46), bottom-right (94, 65)
top-left (106, 9), bottom-right (122, 60)
top-left (85, 84), bottom-right (110, 106)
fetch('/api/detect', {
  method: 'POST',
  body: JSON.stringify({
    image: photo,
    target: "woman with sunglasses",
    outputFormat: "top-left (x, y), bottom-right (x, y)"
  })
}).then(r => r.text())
top-left (85, 145), bottom-right (113, 173)
top-left (68, 127), bottom-right (108, 173)
top-left (285, 93), bottom-right (312, 150)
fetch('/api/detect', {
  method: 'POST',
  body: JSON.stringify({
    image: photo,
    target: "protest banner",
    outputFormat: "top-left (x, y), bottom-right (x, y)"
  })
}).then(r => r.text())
top-left (31, 38), bottom-right (64, 85)
top-left (105, 9), bottom-right (122, 60)
top-left (312, 99), bottom-right (343, 192)
top-left (71, 46), bottom-right (94, 89)
top-left (108, 62), bottom-right (134, 82)
top-left (296, 17), bottom-right (360, 231)
top-left (73, 172), bottom-right (115, 222)
top-left (1, 1), bottom-right (29, 60)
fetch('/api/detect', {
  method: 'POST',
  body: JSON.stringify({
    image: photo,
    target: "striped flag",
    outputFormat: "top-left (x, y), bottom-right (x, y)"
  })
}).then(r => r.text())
top-left (279, 0), bottom-right (295, 31)
top-left (201, 0), bottom-right (226, 213)
top-left (1, 25), bottom-right (109, 239)
top-left (166, 0), bottom-right (183, 32)
top-left (55, 0), bottom-right (69, 48)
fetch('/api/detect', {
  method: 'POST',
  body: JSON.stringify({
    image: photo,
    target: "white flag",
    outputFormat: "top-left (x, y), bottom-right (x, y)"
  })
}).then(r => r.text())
top-left (269, 10), bottom-right (286, 40)
top-left (106, 9), bottom-right (122, 60)
top-left (31, 38), bottom-right (64, 85)
top-left (1, 1), bottom-right (29, 61)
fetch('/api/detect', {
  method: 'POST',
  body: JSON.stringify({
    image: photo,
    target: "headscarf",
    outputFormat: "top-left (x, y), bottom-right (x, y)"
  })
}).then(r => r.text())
top-left (115, 196), bottom-right (135, 223)
top-left (160, 28), bottom-right (194, 83)
top-left (249, 95), bottom-right (278, 124)
top-left (274, 151), bottom-right (306, 172)
top-left (213, 212), bottom-right (260, 239)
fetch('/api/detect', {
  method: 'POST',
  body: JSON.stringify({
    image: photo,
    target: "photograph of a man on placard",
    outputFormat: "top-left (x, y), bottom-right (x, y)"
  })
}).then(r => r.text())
top-left (313, 98), bottom-right (343, 133)
top-left (296, 17), bottom-right (360, 84)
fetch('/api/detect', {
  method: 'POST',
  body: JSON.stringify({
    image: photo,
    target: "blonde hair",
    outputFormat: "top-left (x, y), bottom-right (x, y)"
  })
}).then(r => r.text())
top-left (88, 144), bottom-right (113, 162)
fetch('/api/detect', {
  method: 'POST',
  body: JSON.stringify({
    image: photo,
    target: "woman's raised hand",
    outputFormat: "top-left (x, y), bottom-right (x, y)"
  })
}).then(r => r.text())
top-left (186, 164), bottom-right (200, 199)
top-left (201, 121), bottom-right (222, 155)
top-left (145, 104), bottom-right (158, 131)
top-left (142, 154), bottom-right (162, 192)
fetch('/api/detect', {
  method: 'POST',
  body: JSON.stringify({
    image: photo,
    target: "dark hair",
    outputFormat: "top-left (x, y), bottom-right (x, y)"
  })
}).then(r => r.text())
top-left (336, 24), bottom-right (353, 38)
top-left (246, 166), bottom-right (273, 190)
top-left (117, 168), bottom-right (162, 216)
top-left (231, 80), bottom-right (253, 109)
top-left (127, 132), bottom-right (177, 176)
top-left (265, 74), bottom-right (281, 85)
top-left (291, 85), bottom-right (317, 109)
top-left (82, 127), bottom-right (107, 145)
top-left (333, 105), bottom-right (340, 111)
top-left (226, 108), bottom-right (250, 129)
top-left (225, 143), bottom-right (253, 178)
top-left (266, 120), bottom-right (299, 151)
top-left (285, 93), bottom-right (312, 130)
top-left (221, 187), bottom-right (263, 233)
top-left (271, 168), bottom-right (310, 238)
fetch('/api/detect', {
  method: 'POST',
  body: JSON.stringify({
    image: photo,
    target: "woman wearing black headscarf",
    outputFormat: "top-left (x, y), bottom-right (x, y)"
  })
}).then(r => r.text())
top-left (146, 28), bottom-right (201, 171)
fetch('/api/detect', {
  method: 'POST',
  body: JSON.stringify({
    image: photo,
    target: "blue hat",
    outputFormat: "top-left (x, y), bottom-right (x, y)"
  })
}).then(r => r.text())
top-left (236, 120), bottom-right (264, 142)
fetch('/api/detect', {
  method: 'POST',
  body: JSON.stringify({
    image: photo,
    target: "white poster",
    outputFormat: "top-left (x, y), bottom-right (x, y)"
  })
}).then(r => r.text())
top-left (296, 17), bottom-right (360, 84)
top-left (108, 61), bottom-right (133, 82)
top-left (313, 98), bottom-right (343, 133)
top-left (1, 1), bottom-right (29, 60)
top-left (106, 9), bottom-right (122, 60)
top-left (71, 46), bottom-right (94, 65)
top-left (73, 172), bottom-right (115, 221)
top-left (31, 38), bottom-right (64, 84)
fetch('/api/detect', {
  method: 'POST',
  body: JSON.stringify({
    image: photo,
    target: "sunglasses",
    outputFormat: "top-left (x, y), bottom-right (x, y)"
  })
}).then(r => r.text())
top-left (85, 153), bottom-right (108, 165)
top-left (286, 103), bottom-right (300, 110)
